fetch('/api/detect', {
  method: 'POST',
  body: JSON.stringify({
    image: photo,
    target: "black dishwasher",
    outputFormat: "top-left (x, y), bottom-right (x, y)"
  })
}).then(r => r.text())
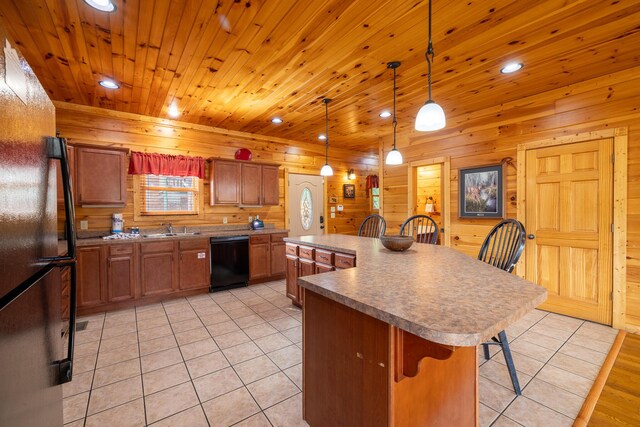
top-left (210, 235), bottom-right (249, 292)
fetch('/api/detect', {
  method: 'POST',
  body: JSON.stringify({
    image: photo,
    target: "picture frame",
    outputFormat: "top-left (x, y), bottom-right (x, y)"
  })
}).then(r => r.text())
top-left (329, 196), bottom-right (338, 204)
top-left (459, 164), bottom-right (504, 218)
top-left (343, 184), bottom-right (355, 199)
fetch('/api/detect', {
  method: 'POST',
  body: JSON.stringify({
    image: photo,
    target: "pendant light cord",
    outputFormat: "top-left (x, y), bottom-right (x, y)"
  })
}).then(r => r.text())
top-left (392, 66), bottom-right (398, 150)
top-left (426, 0), bottom-right (435, 101)
top-left (324, 100), bottom-right (329, 163)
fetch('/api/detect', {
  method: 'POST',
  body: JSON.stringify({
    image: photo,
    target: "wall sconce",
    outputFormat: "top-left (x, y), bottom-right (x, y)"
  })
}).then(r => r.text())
top-left (347, 169), bottom-right (356, 180)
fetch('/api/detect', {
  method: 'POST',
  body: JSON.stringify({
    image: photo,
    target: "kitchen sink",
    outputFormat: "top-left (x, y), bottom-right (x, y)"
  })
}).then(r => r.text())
top-left (142, 232), bottom-right (201, 238)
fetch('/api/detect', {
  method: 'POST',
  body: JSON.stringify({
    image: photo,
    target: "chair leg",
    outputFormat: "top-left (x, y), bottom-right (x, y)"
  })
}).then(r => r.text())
top-left (482, 343), bottom-right (490, 361)
top-left (498, 330), bottom-right (521, 395)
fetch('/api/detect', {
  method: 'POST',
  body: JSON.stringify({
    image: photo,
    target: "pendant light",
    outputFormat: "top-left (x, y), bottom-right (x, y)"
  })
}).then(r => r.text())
top-left (320, 98), bottom-right (334, 176)
top-left (385, 61), bottom-right (403, 166)
top-left (415, 0), bottom-right (446, 131)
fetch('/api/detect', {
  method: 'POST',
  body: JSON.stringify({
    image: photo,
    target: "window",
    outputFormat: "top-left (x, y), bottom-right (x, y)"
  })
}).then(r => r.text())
top-left (138, 174), bottom-right (199, 215)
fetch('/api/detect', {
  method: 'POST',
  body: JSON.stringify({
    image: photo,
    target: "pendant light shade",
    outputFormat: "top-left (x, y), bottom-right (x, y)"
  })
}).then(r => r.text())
top-left (415, 0), bottom-right (445, 132)
top-left (320, 98), bottom-right (334, 177)
top-left (385, 61), bottom-right (403, 166)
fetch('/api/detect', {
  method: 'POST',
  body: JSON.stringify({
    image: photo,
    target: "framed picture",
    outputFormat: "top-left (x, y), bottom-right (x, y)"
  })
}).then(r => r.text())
top-left (343, 184), bottom-right (355, 199)
top-left (329, 196), bottom-right (338, 204)
top-left (459, 164), bottom-right (504, 218)
top-left (372, 195), bottom-right (380, 210)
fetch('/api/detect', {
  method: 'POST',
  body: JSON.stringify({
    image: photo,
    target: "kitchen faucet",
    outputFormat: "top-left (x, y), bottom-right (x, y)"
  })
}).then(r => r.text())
top-left (162, 222), bottom-right (173, 234)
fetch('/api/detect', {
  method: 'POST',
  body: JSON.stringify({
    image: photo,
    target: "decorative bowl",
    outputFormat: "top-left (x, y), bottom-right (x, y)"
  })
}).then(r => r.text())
top-left (380, 235), bottom-right (414, 252)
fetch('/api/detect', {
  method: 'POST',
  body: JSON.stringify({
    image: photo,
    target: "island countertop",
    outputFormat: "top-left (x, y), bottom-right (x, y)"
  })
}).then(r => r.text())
top-left (287, 234), bottom-right (546, 347)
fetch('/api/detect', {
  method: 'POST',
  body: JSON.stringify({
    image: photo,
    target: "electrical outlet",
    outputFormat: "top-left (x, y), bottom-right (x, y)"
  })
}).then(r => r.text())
top-left (331, 212), bottom-right (336, 219)
top-left (223, 217), bottom-right (228, 224)
top-left (80, 220), bottom-right (88, 230)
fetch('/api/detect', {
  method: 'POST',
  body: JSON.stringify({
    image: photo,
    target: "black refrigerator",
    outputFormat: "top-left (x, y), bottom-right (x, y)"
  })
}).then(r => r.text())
top-left (0, 23), bottom-right (77, 426)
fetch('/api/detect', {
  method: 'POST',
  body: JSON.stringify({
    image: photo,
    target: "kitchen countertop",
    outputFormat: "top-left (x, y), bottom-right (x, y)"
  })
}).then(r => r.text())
top-left (286, 234), bottom-right (546, 347)
top-left (74, 228), bottom-right (289, 246)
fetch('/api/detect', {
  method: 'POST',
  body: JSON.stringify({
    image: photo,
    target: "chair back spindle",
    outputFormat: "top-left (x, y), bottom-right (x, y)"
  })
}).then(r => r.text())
top-left (358, 214), bottom-right (386, 238)
top-left (477, 219), bottom-right (526, 273)
top-left (399, 215), bottom-right (439, 244)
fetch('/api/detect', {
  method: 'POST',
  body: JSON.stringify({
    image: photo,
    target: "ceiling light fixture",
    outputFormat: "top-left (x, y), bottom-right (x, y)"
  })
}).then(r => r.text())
top-left (99, 79), bottom-right (119, 89)
top-left (319, 98), bottom-right (334, 177)
top-left (500, 62), bottom-right (524, 74)
top-left (83, 0), bottom-right (117, 12)
top-left (168, 104), bottom-right (180, 118)
top-left (385, 61), bottom-right (403, 166)
top-left (379, 111), bottom-right (391, 118)
top-left (348, 169), bottom-right (356, 180)
top-left (318, 134), bottom-right (326, 141)
top-left (415, 0), bottom-right (445, 131)
top-left (271, 117), bottom-right (283, 124)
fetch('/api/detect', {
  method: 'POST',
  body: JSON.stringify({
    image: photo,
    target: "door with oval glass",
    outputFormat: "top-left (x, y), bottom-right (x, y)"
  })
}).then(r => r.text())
top-left (288, 173), bottom-right (324, 237)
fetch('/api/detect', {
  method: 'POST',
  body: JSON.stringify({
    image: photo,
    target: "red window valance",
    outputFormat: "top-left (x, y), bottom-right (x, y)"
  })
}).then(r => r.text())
top-left (128, 151), bottom-right (206, 179)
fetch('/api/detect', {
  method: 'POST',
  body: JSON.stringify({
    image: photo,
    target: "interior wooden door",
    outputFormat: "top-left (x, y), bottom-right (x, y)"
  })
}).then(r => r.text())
top-left (525, 138), bottom-right (613, 324)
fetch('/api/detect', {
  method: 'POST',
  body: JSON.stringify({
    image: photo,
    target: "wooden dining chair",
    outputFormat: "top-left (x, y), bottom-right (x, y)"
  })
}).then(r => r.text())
top-left (478, 218), bottom-right (527, 395)
top-left (399, 215), bottom-right (439, 244)
top-left (357, 214), bottom-right (386, 238)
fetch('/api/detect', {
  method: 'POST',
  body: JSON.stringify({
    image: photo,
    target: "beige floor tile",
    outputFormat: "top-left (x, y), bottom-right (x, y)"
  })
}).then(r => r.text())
top-left (143, 362), bottom-right (190, 395)
top-left (99, 331), bottom-right (139, 352)
top-left (141, 347), bottom-right (183, 373)
top-left (137, 315), bottom-right (170, 331)
top-left (479, 376), bottom-right (517, 412)
top-left (85, 398), bottom-right (145, 427)
top-left (207, 320), bottom-right (241, 336)
top-left (139, 334), bottom-right (178, 357)
top-left (479, 403), bottom-right (499, 427)
top-left (87, 376), bottom-right (143, 415)
top-left (547, 352), bottom-right (600, 380)
top-left (248, 302), bottom-right (277, 314)
top-left (254, 332), bottom-right (293, 354)
top-left (162, 302), bottom-right (191, 314)
top-left (527, 323), bottom-right (574, 341)
top-left (63, 391), bottom-right (90, 423)
top-left (64, 419), bottom-right (85, 427)
top-left (566, 334), bottom-right (612, 354)
top-left (202, 387), bottom-right (261, 426)
top-left (219, 300), bottom-right (246, 311)
top-left (268, 344), bottom-right (302, 370)
top-left (509, 339), bottom-right (555, 363)
top-left (538, 316), bottom-right (583, 334)
top-left (264, 393), bottom-right (308, 427)
top-left (235, 314), bottom-right (265, 329)
top-left (226, 307), bottom-right (255, 319)
top-left (145, 382), bottom-right (200, 424)
top-left (75, 329), bottom-right (103, 345)
top-left (534, 364), bottom-right (594, 397)
top-left (517, 330), bottom-right (565, 351)
top-left (96, 343), bottom-right (140, 368)
top-left (479, 360), bottom-right (532, 392)
top-left (180, 337), bottom-right (219, 360)
top-left (247, 372), bottom-right (300, 410)
top-left (170, 318), bottom-right (203, 333)
top-left (492, 349), bottom-right (545, 377)
top-left (235, 355), bottom-right (280, 385)
top-left (234, 412), bottom-right (272, 426)
top-left (579, 321), bottom-right (618, 336)
top-left (185, 351), bottom-right (230, 378)
top-left (259, 309), bottom-right (289, 322)
top-left (193, 366), bottom-right (244, 402)
top-left (138, 325), bottom-right (173, 342)
top-left (523, 378), bottom-right (584, 418)
top-left (93, 358), bottom-right (141, 388)
top-left (74, 340), bottom-right (100, 357)
top-left (243, 322), bottom-right (279, 340)
top-left (269, 317), bottom-right (300, 332)
top-left (223, 341), bottom-right (264, 365)
top-left (281, 326), bottom-right (302, 344)
top-left (135, 307), bottom-right (166, 321)
top-left (101, 321), bottom-right (137, 339)
top-left (167, 310), bottom-right (198, 323)
top-left (283, 363), bottom-right (302, 390)
top-left (558, 342), bottom-right (607, 365)
top-left (491, 415), bottom-right (523, 426)
top-left (503, 396), bottom-right (572, 427)
top-left (73, 353), bottom-right (98, 374)
top-left (175, 327), bottom-right (211, 346)
top-left (63, 370), bottom-right (93, 398)
top-left (210, 292), bottom-right (237, 303)
top-left (214, 330), bottom-right (251, 350)
top-left (149, 405), bottom-right (209, 427)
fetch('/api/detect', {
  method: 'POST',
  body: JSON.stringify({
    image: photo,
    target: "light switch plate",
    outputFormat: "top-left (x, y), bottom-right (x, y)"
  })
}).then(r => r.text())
top-left (80, 220), bottom-right (88, 230)
top-left (223, 217), bottom-right (228, 224)
top-left (331, 212), bottom-right (336, 219)
top-left (330, 206), bottom-right (336, 213)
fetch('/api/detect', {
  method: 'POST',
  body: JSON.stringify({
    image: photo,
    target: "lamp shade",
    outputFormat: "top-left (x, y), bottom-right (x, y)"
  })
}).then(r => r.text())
top-left (385, 148), bottom-right (403, 166)
top-left (320, 163), bottom-right (334, 176)
top-left (415, 100), bottom-right (446, 131)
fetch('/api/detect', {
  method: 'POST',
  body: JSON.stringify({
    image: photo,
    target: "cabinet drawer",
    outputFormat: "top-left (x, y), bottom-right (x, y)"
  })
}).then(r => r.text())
top-left (270, 233), bottom-right (288, 243)
top-left (109, 244), bottom-right (134, 256)
top-left (250, 234), bottom-right (270, 244)
top-left (179, 239), bottom-right (209, 250)
top-left (334, 253), bottom-right (356, 269)
top-left (286, 243), bottom-right (298, 256)
top-left (315, 249), bottom-right (333, 265)
top-left (141, 241), bottom-right (175, 254)
top-left (298, 245), bottom-right (315, 260)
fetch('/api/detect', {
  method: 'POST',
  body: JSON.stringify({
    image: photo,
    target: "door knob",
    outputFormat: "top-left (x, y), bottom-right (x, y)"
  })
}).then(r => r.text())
top-left (527, 234), bottom-right (535, 239)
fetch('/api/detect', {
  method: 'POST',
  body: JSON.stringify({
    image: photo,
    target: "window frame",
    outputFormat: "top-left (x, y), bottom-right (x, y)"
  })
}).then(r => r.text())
top-left (134, 174), bottom-right (204, 220)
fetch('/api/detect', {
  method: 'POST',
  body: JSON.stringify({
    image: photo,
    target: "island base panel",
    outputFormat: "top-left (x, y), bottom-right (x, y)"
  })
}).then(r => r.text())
top-left (303, 289), bottom-right (478, 426)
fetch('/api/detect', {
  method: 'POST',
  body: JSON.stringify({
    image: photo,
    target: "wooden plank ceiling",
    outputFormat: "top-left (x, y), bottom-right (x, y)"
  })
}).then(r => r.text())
top-left (1, 0), bottom-right (639, 154)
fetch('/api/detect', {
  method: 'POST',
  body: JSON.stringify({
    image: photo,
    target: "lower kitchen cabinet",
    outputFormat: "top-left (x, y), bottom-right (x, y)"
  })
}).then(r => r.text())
top-left (270, 233), bottom-right (287, 277)
top-left (286, 254), bottom-right (299, 302)
top-left (107, 244), bottom-right (136, 302)
top-left (77, 246), bottom-right (105, 309)
top-left (178, 239), bottom-right (210, 290)
top-left (140, 241), bottom-right (176, 296)
top-left (249, 232), bottom-right (288, 284)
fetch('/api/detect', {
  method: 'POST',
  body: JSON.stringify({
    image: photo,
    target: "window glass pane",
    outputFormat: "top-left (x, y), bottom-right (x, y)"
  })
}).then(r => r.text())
top-left (145, 175), bottom-right (194, 188)
top-left (300, 187), bottom-right (313, 231)
top-left (141, 174), bottom-right (198, 214)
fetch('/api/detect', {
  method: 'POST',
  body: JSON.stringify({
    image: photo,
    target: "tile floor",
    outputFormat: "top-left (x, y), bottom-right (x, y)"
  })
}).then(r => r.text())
top-left (63, 280), bottom-right (618, 427)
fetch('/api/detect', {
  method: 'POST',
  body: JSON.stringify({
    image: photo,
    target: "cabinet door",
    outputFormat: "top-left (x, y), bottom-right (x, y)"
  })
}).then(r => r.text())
top-left (76, 147), bottom-right (126, 205)
top-left (261, 165), bottom-right (279, 205)
top-left (107, 255), bottom-right (136, 302)
top-left (299, 258), bottom-right (315, 277)
top-left (179, 248), bottom-right (210, 290)
top-left (241, 163), bottom-right (262, 205)
top-left (77, 246), bottom-right (105, 308)
top-left (211, 160), bottom-right (241, 205)
top-left (140, 252), bottom-right (175, 296)
top-left (250, 242), bottom-right (271, 280)
top-left (286, 255), bottom-right (299, 303)
top-left (270, 241), bottom-right (286, 276)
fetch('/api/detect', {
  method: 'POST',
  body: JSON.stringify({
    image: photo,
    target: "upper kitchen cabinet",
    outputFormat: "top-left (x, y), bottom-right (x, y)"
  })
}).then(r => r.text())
top-left (209, 159), bottom-right (279, 206)
top-left (75, 145), bottom-right (128, 205)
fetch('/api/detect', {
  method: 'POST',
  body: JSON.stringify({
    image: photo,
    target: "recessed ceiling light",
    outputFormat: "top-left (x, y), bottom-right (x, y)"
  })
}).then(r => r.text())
top-left (500, 62), bottom-right (524, 74)
top-left (271, 117), bottom-right (283, 124)
top-left (379, 111), bottom-right (392, 118)
top-left (168, 104), bottom-right (180, 118)
top-left (318, 134), bottom-right (327, 141)
top-left (83, 0), bottom-right (117, 12)
top-left (99, 80), bottom-right (119, 89)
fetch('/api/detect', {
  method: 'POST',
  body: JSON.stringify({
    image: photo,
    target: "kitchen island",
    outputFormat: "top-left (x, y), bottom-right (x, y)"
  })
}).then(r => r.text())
top-left (285, 234), bottom-right (546, 427)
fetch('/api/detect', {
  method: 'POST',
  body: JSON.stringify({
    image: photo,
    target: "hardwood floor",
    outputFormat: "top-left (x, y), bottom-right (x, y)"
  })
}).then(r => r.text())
top-left (589, 333), bottom-right (640, 426)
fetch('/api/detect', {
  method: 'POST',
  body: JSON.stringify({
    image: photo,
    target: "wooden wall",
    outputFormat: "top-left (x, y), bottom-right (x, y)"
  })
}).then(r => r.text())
top-left (381, 66), bottom-right (640, 331)
top-left (55, 102), bottom-right (377, 235)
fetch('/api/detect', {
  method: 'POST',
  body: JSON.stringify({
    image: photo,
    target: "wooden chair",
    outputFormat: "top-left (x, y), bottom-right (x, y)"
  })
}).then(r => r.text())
top-left (358, 214), bottom-right (386, 238)
top-left (478, 219), bottom-right (527, 395)
top-left (399, 215), bottom-right (439, 244)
